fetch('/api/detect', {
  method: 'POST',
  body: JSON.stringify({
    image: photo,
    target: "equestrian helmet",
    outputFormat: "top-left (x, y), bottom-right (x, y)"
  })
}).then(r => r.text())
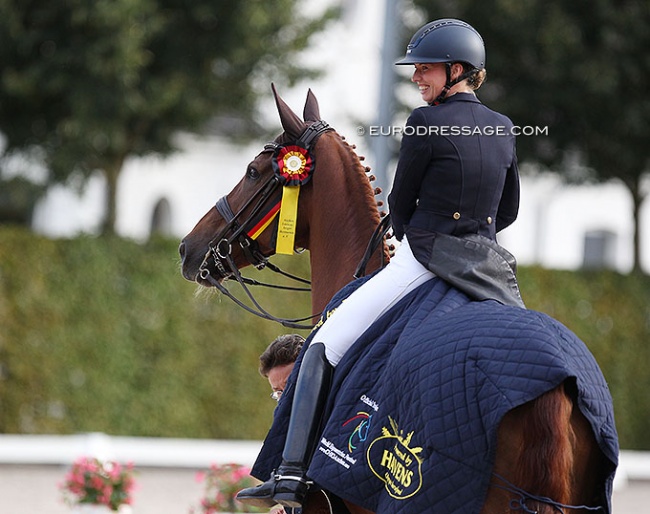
top-left (395, 18), bottom-right (485, 69)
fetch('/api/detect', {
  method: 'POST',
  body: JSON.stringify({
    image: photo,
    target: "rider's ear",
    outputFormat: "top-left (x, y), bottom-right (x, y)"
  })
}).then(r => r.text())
top-left (272, 83), bottom-right (306, 140)
top-left (303, 89), bottom-right (321, 123)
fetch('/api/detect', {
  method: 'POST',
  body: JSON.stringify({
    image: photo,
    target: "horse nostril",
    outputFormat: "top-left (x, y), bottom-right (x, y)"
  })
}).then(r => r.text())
top-left (178, 241), bottom-right (186, 261)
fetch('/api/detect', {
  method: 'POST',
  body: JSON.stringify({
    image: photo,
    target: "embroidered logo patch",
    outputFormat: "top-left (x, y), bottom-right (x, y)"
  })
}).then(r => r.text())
top-left (342, 412), bottom-right (372, 453)
top-left (367, 417), bottom-right (424, 500)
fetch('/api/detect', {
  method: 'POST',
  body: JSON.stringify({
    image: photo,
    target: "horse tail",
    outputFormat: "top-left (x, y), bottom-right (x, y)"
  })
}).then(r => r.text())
top-left (516, 382), bottom-right (574, 512)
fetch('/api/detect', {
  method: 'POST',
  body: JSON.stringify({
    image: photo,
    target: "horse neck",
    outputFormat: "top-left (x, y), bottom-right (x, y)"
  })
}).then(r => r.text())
top-left (303, 132), bottom-right (383, 315)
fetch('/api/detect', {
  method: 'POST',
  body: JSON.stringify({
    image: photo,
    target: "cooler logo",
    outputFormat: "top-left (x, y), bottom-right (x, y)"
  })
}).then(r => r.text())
top-left (342, 412), bottom-right (372, 453)
top-left (367, 417), bottom-right (424, 500)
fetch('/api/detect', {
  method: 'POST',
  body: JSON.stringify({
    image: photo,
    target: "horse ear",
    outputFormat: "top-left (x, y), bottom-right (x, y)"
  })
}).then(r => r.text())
top-left (303, 89), bottom-right (321, 122)
top-left (271, 83), bottom-right (306, 139)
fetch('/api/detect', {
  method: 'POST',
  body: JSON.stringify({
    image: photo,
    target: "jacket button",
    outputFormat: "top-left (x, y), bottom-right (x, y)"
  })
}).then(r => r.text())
top-left (453, 212), bottom-right (461, 220)
top-left (486, 216), bottom-right (493, 224)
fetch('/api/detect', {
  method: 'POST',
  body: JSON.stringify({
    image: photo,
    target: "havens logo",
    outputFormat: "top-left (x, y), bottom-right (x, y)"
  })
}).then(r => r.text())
top-left (366, 417), bottom-right (424, 500)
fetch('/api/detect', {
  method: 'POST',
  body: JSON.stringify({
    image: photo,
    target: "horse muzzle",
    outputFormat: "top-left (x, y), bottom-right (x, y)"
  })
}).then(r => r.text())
top-left (178, 240), bottom-right (200, 282)
top-left (179, 237), bottom-right (235, 286)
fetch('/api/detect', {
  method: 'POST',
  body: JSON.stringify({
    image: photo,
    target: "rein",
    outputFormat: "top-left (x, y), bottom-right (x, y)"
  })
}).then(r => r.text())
top-left (491, 474), bottom-right (604, 514)
top-left (198, 121), bottom-right (333, 329)
top-left (199, 169), bottom-right (317, 329)
top-left (354, 213), bottom-right (392, 279)
top-left (199, 255), bottom-right (319, 330)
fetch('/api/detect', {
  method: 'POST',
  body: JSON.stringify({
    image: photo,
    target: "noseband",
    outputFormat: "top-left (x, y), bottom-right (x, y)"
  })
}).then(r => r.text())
top-left (198, 120), bottom-right (332, 329)
top-left (204, 169), bottom-right (283, 279)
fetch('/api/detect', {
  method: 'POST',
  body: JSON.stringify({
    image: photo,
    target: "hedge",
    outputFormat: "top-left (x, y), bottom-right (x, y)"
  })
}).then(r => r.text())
top-left (0, 227), bottom-right (648, 449)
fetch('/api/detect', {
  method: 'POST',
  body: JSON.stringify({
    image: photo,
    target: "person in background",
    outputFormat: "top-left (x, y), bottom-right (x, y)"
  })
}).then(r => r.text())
top-left (259, 334), bottom-right (305, 403)
top-left (258, 334), bottom-right (305, 514)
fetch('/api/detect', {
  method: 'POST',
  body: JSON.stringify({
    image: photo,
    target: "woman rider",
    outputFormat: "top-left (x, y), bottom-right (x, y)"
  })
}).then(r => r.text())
top-left (237, 18), bottom-right (521, 509)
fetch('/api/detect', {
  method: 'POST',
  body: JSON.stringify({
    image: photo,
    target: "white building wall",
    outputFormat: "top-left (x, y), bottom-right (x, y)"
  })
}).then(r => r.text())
top-left (115, 134), bottom-right (256, 240)
top-left (498, 174), bottom-right (645, 273)
top-left (31, 134), bottom-right (259, 241)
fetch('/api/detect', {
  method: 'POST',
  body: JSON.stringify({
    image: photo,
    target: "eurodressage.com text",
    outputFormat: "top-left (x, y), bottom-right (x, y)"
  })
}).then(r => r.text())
top-left (361, 125), bottom-right (548, 137)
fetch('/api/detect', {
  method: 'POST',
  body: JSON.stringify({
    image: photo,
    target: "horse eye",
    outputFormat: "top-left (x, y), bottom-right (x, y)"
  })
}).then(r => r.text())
top-left (246, 166), bottom-right (260, 180)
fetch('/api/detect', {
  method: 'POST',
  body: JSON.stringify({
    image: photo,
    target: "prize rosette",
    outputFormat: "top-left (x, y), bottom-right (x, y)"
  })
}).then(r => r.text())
top-left (273, 144), bottom-right (314, 186)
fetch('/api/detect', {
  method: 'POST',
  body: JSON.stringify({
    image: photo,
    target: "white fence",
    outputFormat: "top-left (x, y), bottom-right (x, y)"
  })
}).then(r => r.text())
top-left (0, 432), bottom-right (262, 468)
top-left (0, 433), bottom-right (647, 513)
top-left (0, 432), bottom-right (648, 488)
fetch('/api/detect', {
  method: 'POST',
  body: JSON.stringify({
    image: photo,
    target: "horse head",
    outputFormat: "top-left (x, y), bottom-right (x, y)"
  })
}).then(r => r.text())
top-left (179, 85), bottom-right (383, 316)
top-left (180, 86), bottom-right (321, 282)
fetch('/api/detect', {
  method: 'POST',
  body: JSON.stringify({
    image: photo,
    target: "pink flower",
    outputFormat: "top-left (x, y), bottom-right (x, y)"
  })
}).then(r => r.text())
top-left (191, 463), bottom-right (262, 513)
top-left (231, 467), bottom-right (250, 481)
top-left (59, 456), bottom-right (137, 511)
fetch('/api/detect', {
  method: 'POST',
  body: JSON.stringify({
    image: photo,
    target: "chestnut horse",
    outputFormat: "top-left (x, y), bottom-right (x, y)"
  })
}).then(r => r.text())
top-left (179, 87), bottom-right (616, 514)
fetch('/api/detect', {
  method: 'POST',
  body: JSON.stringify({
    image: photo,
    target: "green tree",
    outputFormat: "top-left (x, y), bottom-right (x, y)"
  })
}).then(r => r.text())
top-left (409, 0), bottom-right (650, 272)
top-left (0, 0), bottom-right (335, 234)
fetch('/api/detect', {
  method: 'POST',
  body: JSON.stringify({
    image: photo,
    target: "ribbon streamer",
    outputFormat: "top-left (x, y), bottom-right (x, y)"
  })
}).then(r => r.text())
top-left (272, 144), bottom-right (314, 254)
top-left (276, 186), bottom-right (300, 254)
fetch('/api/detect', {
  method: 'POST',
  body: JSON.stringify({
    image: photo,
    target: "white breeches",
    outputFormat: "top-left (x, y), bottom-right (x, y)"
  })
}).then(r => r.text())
top-left (316, 237), bottom-right (435, 366)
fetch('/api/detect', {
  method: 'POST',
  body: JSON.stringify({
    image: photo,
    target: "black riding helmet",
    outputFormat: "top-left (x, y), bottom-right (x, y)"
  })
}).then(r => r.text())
top-left (396, 19), bottom-right (486, 105)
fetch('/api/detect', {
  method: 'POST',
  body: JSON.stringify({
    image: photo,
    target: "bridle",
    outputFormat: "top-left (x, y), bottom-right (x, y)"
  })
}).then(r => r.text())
top-left (197, 121), bottom-right (332, 329)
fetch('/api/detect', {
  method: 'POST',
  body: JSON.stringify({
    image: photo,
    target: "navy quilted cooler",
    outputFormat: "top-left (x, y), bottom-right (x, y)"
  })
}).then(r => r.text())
top-left (252, 277), bottom-right (619, 514)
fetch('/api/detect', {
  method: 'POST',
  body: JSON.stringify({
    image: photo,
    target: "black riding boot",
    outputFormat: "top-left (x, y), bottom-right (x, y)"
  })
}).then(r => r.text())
top-left (236, 342), bottom-right (333, 508)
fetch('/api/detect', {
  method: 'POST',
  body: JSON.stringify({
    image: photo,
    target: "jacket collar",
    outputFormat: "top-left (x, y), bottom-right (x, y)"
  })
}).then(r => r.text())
top-left (429, 92), bottom-right (481, 107)
top-left (444, 92), bottom-right (481, 104)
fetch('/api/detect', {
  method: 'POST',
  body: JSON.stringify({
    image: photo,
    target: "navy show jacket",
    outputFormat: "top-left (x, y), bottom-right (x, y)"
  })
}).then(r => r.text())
top-left (388, 93), bottom-right (520, 242)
